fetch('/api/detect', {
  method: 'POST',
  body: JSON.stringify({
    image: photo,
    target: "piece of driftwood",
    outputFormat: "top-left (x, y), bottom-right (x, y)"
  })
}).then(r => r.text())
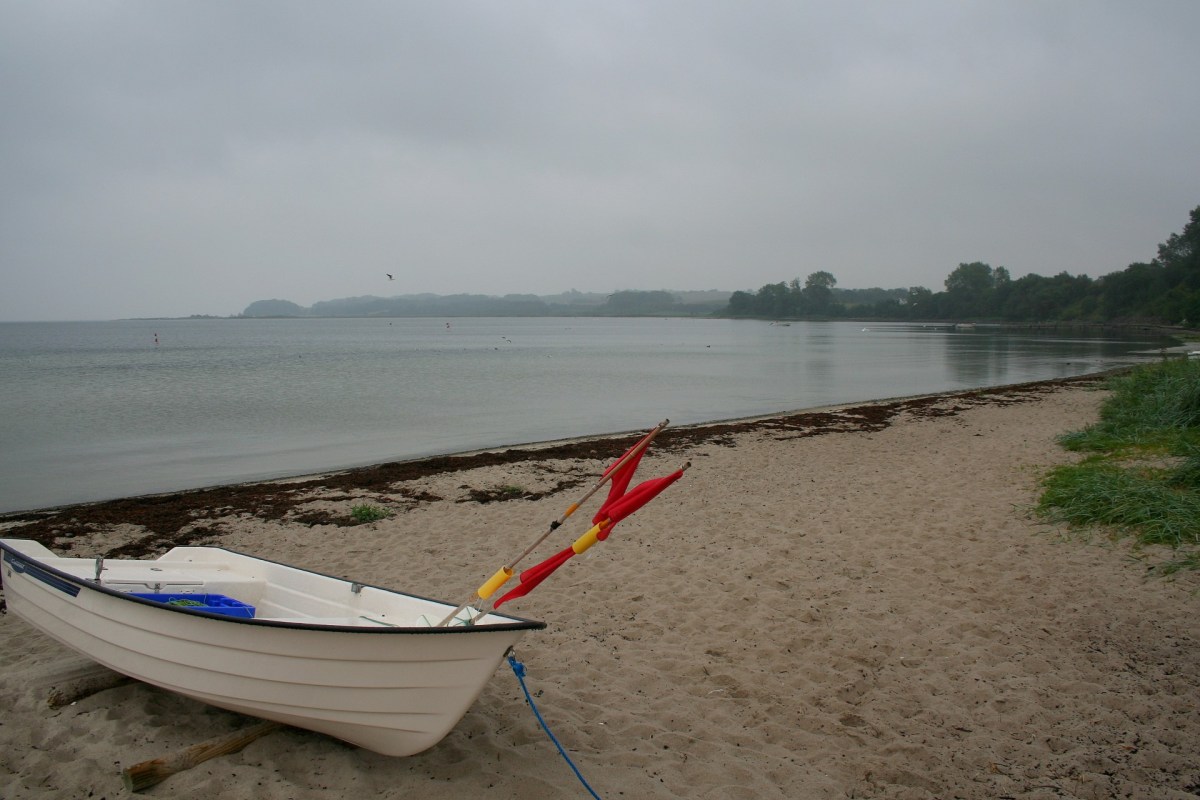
top-left (46, 666), bottom-right (133, 708)
top-left (0, 657), bottom-right (132, 708)
top-left (121, 720), bottom-right (283, 792)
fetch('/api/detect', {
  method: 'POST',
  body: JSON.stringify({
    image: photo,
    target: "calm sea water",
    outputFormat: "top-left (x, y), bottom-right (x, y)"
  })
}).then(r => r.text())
top-left (0, 317), bottom-right (1173, 513)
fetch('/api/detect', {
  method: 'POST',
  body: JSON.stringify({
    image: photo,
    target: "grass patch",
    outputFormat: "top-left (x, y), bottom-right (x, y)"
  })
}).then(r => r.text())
top-left (349, 503), bottom-right (391, 524)
top-left (1057, 358), bottom-right (1200, 455)
top-left (1037, 358), bottom-right (1200, 572)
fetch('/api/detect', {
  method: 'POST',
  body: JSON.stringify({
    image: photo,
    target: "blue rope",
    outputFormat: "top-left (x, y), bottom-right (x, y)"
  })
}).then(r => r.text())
top-left (507, 653), bottom-right (602, 800)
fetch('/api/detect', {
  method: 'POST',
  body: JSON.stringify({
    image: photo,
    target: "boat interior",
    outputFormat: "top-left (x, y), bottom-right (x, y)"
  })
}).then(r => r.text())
top-left (1, 539), bottom-right (496, 629)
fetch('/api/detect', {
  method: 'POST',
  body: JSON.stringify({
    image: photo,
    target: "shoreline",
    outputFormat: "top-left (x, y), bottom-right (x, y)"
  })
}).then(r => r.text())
top-left (2, 318), bottom-right (1184, 518)
top-left (1, 372), bottom-right (1111, 553)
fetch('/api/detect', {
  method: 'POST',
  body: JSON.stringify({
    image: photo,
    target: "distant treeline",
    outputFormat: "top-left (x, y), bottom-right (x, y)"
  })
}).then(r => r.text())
top-left (726, 205), bottom-right (1200, 326)
top-left (242, 289), bottom-right (731, 319)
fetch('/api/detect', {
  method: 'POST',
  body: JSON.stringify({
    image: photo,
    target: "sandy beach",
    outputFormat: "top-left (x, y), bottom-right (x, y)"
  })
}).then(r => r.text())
top-left (2, 375), bottom-right (1198, 799)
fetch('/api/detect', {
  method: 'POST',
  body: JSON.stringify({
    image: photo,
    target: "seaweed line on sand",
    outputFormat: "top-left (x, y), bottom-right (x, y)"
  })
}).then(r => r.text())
top-left (0, 374), bottom-right (1105, 559)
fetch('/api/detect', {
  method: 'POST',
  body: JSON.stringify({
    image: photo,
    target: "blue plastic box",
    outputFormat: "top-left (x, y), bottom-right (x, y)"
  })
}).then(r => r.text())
top-left (130, 593), bottom-right (256, 619)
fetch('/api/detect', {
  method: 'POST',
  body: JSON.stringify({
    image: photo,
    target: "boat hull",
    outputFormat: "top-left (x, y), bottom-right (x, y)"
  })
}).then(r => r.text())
top-left (1, 541), bottom-right (543, 756)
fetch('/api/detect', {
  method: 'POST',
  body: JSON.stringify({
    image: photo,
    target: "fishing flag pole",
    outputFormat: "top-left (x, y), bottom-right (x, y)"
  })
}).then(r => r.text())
top-left (474, 459), bottom-right (690, 623)
top-left (435, 419), bottom-right (670, 627)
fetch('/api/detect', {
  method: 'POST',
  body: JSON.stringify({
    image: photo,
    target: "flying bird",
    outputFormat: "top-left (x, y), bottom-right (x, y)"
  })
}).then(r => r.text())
top-left (386, 273), bottom-right (394, 280)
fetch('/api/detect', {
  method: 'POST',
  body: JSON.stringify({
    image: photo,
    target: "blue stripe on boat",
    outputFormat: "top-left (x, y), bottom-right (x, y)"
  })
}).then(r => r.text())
top-left (3, 551), bottom-right (82, 597)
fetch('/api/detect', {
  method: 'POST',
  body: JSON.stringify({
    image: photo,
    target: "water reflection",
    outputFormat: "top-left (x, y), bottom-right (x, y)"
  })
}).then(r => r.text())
top-left (802, 324), bottom-right (835, 388)
top-left (945, 330), bottom-right (1012, 386)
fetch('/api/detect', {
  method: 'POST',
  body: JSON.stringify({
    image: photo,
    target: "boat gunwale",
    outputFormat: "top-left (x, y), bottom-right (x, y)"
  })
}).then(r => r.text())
top-left (0, 540), bottom-right (546, 635)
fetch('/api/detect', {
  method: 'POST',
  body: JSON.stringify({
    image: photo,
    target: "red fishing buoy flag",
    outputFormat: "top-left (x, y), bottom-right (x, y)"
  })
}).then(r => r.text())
top-left (437, 420), bottom-right (672, 627)
top-left (490, 546), bottom-right (575, 608)
top-left (492, 455), bottom-right (689, 609)
top-left (592, 468), bottom-right (685, 538)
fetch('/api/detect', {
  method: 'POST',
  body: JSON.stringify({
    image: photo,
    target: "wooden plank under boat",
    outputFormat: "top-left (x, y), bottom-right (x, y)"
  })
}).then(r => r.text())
top-left (0, 538), bottom-right (545, 756)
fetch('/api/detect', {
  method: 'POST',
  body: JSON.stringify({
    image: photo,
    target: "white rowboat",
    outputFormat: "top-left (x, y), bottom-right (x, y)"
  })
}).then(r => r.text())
top-left (0, 539), bottom-right (545, 756)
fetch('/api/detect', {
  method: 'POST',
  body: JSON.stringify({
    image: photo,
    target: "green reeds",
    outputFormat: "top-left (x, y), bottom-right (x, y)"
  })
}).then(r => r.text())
top-left (1058, 358), bottom-right (1200, 454)
top-left (349, 503), bottom-right (391, 524)
top-left (1040, 461), bottom-right (1200, 547)
top-left (1037, 358), bottom-right (1200, 572)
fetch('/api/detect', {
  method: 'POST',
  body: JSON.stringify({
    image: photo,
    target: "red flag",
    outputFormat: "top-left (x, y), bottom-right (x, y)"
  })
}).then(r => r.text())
top-left (600, 470), bottom-right (686, 532)
top-left (599, 441), bottom-right (646, 505)
top-left (594, 468), bottom-right (685, 539)
top-left (493, 546), bottom-right (574, 609)
top-left (490, 430), bottom-right (687, 610)
top-left (594, 447), bottom-right (643, 524)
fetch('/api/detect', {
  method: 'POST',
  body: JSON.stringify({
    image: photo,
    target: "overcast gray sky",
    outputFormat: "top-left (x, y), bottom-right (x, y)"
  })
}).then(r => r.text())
top-left (2, 1), bottom-right (1197, 321)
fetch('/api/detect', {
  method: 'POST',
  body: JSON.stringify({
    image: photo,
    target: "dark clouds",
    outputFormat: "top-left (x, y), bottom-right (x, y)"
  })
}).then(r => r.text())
top-left (2, 1), bottom-right (1197, 320)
